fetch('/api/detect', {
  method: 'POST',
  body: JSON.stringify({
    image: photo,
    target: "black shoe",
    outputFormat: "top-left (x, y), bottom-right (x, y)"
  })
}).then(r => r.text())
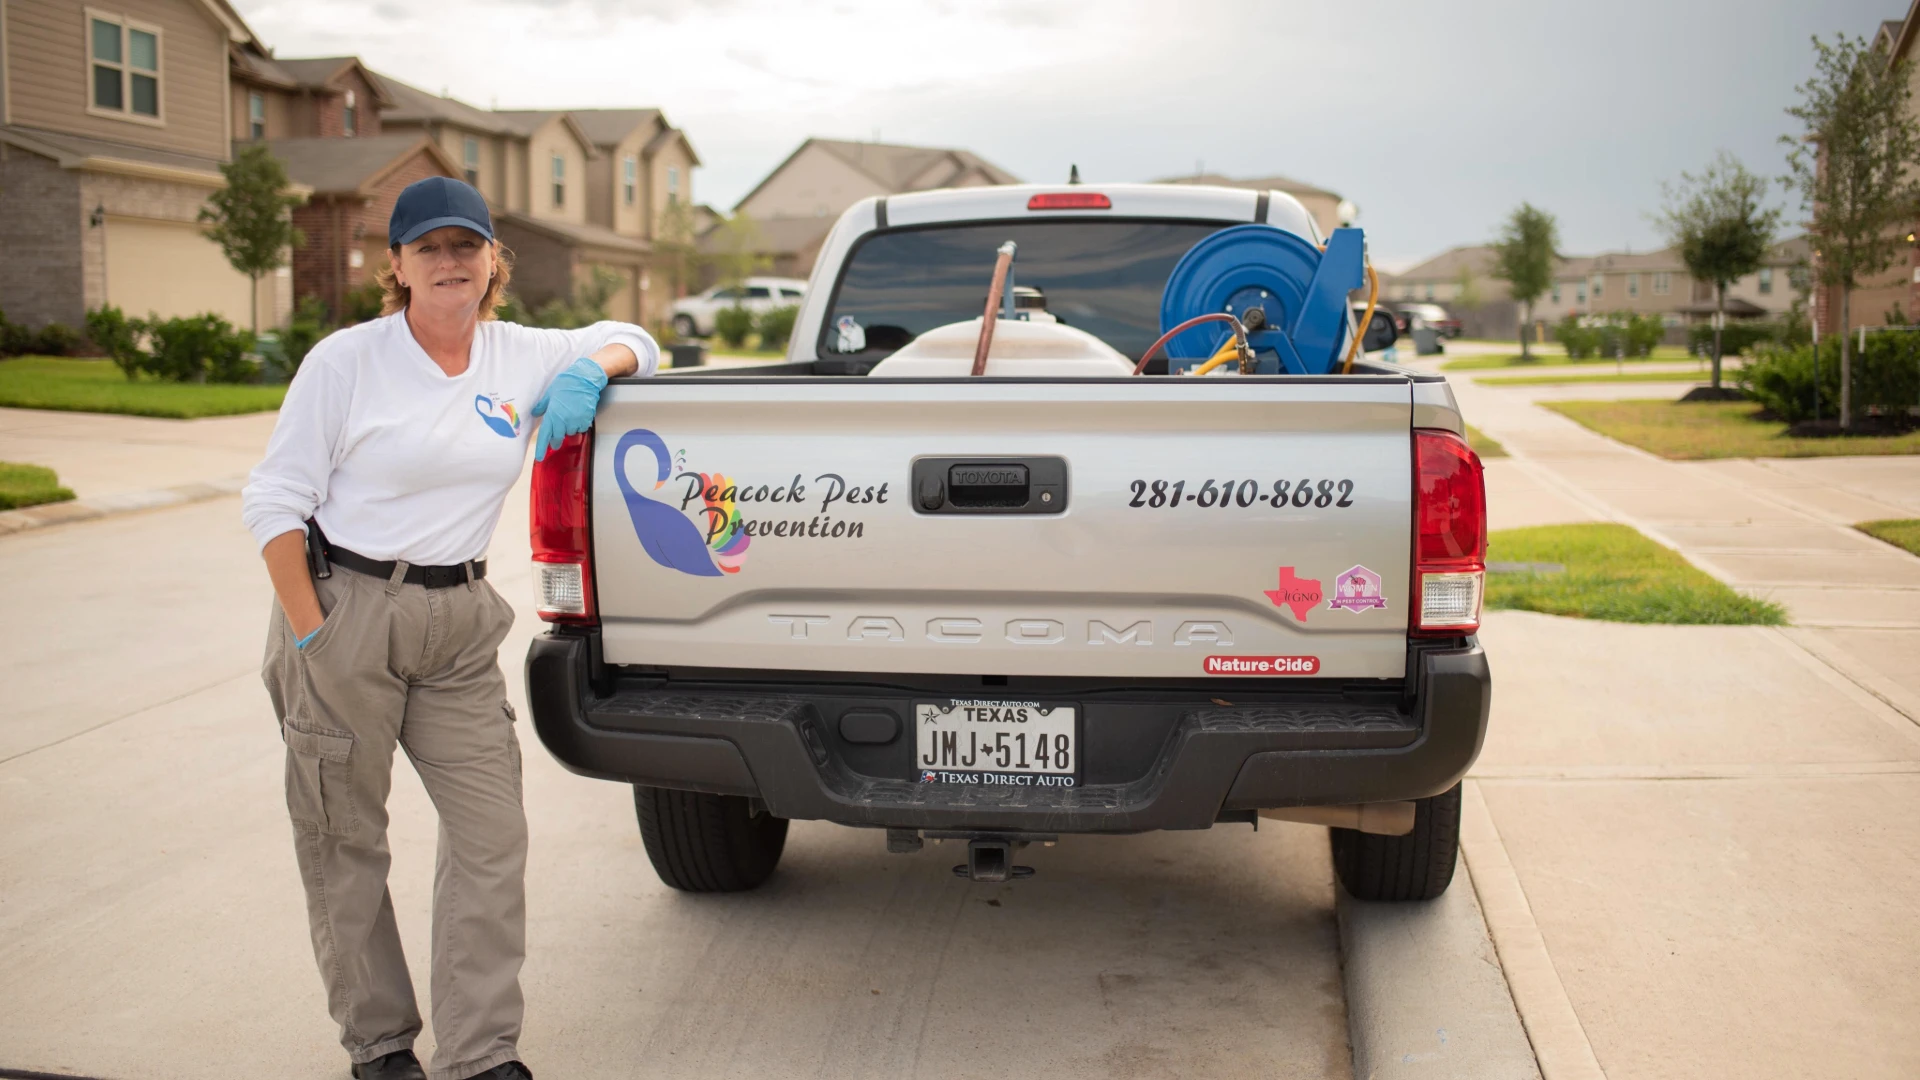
top-left (352, 1050), bottom-right (427, 1080)
top-left (463, 1063), bottom-right (532, 1080)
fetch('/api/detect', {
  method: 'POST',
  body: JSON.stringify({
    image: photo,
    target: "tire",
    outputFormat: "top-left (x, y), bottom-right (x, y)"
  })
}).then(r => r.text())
top-left (634, 785), bottom-right (788, 892)
top-left (1330, 783), bottom-right (1461, 902)
top-left (672, 314), bottom-right (699, 339)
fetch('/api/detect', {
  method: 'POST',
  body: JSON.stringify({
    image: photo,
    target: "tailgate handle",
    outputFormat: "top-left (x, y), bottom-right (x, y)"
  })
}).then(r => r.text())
top-left (912, 457), bottom-right (1067, 515)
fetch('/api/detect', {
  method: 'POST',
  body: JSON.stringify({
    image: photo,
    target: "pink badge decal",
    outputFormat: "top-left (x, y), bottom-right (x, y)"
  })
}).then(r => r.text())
top-left (1328, 564), bottom-right (1388, 613)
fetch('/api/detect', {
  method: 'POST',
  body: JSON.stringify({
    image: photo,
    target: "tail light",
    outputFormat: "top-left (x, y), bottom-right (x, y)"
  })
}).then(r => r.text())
top-left (530, 431), bottom-right (596, 624)
top-left (1412, 428), bottom-right (1486, 635)
top-left (1027, 192), bottom-right (1111, 210)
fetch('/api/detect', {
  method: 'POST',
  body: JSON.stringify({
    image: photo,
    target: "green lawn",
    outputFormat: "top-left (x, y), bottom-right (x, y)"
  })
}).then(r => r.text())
top-left (1465, 424), bottom-right (1507, 458)
top-left (1443, 346), bottom-right (1696, 371)
top-left (1857, 519), bottom-right (1920, 557)
top-left (0, 461), bottom-right (76, 510)
top-left (0, 356), bottom-right (285, 419)
top-left (1477, 370), bottom-right (1720, 387)
top-left (1542, 399), bottom-right (1920, 460)
top-left (1486, 523), bottom-right (1786, 624)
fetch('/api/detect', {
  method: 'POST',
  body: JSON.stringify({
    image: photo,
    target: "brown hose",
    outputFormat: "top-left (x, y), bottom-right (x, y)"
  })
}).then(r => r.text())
top-left (971, 241), bottom-right (1018, 376)
top-left (1131, 312), bottom-right (1250, 376)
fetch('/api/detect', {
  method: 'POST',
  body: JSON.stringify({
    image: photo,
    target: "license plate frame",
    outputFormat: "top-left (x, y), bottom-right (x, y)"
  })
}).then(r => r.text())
top-left (912, 699), bottom-right (1079, 787)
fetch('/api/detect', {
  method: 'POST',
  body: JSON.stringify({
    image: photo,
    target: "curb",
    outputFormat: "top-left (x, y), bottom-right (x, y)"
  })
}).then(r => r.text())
top-left (0, 475), bottom-right (246, 537)
top-left (1339, 850), bottom-right (1544, 1080)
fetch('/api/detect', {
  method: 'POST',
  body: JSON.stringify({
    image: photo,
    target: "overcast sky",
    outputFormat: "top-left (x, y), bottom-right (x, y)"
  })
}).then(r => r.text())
top-left (235, 0), bottom-right (1896, 270)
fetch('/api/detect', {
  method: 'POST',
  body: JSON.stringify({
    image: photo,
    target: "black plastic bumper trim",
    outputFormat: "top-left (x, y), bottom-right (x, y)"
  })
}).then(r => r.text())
top-left (527, 634), bottom-right (1490, 832)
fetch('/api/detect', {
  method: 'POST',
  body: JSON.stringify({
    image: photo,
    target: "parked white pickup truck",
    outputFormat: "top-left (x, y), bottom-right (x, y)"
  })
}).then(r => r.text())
top-left (525, 183), bottom-right (1490, 902)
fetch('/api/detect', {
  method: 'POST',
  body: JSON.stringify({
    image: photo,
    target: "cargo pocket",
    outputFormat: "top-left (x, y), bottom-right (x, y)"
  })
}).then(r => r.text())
top-left (503, 702), bottom-right (523, 802)
top-left (282, 720), bottom-right (357, 835)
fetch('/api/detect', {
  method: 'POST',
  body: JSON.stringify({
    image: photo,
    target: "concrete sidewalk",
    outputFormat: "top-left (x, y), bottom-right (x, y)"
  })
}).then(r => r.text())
top-left (1453, 375), bottom-right (1920, 1079)
top-left (0, 405), bottom-right (273, 500)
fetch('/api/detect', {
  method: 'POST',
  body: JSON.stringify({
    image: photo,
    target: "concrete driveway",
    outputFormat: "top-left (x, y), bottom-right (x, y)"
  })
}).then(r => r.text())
top-left (0, 482), bottom-right (1354, 1080)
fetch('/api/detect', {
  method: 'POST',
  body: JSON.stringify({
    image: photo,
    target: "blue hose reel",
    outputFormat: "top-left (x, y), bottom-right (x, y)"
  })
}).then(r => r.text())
top-left (1158, 225), bottom-right (1367, 375)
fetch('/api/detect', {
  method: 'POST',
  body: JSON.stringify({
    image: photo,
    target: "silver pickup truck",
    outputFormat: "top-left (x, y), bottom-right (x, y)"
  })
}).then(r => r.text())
top-left (524, 183), bottom-right (1490, 902)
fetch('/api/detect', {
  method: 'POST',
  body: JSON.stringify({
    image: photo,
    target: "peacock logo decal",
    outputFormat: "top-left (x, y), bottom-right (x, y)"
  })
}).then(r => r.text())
top-left (613, 428), bottom-right (750, 577)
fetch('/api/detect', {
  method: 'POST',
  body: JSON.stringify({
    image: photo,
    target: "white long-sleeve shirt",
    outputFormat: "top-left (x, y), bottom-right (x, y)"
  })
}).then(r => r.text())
top-left (242, 312), bottom-right (657, 565)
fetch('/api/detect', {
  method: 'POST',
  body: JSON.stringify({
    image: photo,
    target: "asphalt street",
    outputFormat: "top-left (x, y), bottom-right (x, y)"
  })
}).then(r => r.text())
top-left (0, 476), bottom-right (1357, 1080)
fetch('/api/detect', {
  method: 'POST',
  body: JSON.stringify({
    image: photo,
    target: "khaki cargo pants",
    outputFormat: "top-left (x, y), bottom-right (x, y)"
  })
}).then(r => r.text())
top-left (262, 562), bottom-right (526, 1080)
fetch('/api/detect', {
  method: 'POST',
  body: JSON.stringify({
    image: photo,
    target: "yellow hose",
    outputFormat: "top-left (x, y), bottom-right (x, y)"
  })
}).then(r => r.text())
top-left (1188, 339), bottom-right (1242, 376)
top-left (1341, 262), bottom-right (1380, 374)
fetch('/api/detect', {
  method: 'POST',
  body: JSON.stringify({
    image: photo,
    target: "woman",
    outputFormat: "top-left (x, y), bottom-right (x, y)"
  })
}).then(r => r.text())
top-left (242, 176), bottom-right (655, 1080)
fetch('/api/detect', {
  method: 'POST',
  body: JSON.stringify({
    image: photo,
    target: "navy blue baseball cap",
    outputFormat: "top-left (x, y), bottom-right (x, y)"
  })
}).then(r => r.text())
top-left (388, 176), bottom-right (494, 246)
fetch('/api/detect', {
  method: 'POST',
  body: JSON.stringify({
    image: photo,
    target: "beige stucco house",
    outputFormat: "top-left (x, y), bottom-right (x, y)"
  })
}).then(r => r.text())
top-left (719, 138), bottom-right (1018, 281)
top-left (0, 0), bottom-right (301, 331)
top-left (569, 108), bottom-right (700, 323)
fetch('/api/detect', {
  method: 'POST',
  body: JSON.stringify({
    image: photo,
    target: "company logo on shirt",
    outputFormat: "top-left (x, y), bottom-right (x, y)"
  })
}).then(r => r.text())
top-left (474, 394), bottom-right (520, 438)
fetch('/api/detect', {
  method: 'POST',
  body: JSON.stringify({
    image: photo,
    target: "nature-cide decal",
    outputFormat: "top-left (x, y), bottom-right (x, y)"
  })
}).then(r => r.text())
top-left (1328, 564), bottom-right (1388, 613)
top-left (614, 428), bottom-right (887, 578)
top-left (474, 394), bottom-right (521, 438)
top-left (1264, 567), bottom-right (1323, 622)
top-left (1203, 656), bottom-right (1321, 676)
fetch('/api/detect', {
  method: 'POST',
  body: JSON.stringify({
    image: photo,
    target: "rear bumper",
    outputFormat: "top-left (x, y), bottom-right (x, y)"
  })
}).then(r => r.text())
top-left (526, 635), bottom-right (1491, 833)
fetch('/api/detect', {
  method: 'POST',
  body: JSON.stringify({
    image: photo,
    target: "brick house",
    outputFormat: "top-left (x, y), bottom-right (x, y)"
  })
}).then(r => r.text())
top-left (263, 135), bottom-right (459, 317)
top-left (0, 0), bottom-right (300, 332)
top-left (229, 49), bottom-right (459, 318)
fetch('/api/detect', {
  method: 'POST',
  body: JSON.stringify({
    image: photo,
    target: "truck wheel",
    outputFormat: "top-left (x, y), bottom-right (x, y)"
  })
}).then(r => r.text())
top-left (672, 314), bottom-right (699, 339)
top-left (1330, 783), bottom-right (1461, 902)
top-left (634, 785), bottom-right (788, 892)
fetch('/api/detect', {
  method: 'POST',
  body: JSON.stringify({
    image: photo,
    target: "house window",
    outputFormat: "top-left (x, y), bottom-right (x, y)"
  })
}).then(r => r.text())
top-left (623, 156), bottom-right (637, 206)
top-left (1551, 283), bottom-right (1561, 304)
top-left (248, 91), bottom-right (265, 139)
top-left (1576, 282), bottom-right (1587, 304)
top-left (88, 14), bottom-right (161, 120)
top-left (1591, 275), bottom-right (1604, 300)
top-left (1653, 271), bottom-right (1671, 296)
top-left (463, 137), bottom-right (480, 186)
top-left (667, 166), bottom-right (680, 205)
top-left (551, 154), bottom-right (566, 208)
top-left (1758, 267), bottom-right (1774, 295)
top-left (1424, 282), bottom-right (1434, 301)
top-left (343, 89), bottom-right (357, 136)
top-left (1627, 273), bottom-right (1640, 299)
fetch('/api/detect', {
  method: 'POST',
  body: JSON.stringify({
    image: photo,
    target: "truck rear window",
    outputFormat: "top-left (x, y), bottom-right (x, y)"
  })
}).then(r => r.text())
top-left (821, 219), bottom-right (1232, 362)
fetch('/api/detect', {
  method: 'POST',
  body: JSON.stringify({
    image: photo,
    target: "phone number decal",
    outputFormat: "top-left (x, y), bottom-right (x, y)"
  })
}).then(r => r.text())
top-left (1127, 478), bottom-right (1355, 510)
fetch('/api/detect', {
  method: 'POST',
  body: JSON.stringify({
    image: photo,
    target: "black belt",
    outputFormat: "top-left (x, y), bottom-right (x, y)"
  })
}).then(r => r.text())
top-left (308, 522), bottom-right (486, 589)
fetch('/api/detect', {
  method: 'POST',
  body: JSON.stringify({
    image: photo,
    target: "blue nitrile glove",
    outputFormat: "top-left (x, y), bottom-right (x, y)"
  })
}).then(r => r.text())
top-left (531, 357), bottom-right (609, 462)
top-left (294, 627), bottom-right (321, 650)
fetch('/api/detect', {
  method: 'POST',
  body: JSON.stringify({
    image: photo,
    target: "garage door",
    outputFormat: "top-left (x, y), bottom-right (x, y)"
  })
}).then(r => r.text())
top-left (105, 217), bottom-right (253, 327)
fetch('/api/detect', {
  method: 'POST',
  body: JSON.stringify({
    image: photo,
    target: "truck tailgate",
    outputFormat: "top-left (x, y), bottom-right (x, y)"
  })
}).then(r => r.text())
top-left (590, 378), bottom-right (1414, 679)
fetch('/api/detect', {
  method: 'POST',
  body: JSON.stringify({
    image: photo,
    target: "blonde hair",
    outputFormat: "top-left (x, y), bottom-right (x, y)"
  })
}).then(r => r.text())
top-left (377, 239), bottom-right (515, 320)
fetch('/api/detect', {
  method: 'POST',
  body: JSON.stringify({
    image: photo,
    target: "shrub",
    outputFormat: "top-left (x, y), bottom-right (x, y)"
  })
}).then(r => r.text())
top-left (1687, 321), bottom-right (1779, 357)
top-left (714, 304), bottom-right (753, 348)
top-left (343, 279), bottom-right (385, 324)
top-left (281, 296), bottom-right (332, 371)
top-left (144, 313), bottom-right (257, 383)
top-left (1554, 313), bottom-right (1600, 358)
top-left (0, 310), bottom-right (33, 357)
top-left (32, 322), bottom-right (81, 356)
top-left (1624, 313), bottom-right (1665, 357)
top-left (1737, 333), bottom-right (1920, 423)
top-left (84, 306), bottom-right (146, 379)
top-left (755, 304), bottom-right (799, 349)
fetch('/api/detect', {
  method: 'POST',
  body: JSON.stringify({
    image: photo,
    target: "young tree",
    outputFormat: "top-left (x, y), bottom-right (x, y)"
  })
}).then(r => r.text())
top-left (652, 199), bottom-right (703, 309)
top-left (709, 212), bottom-right (771, 289)
top-left (1783, 33), bottom-right (1920, 428)
top-left (199, 144), bottom-right (304, 334)
top-left (1491, 203), bottom-right (1558, 360)
top-left (1656, 151), bottom-right (1782, 392)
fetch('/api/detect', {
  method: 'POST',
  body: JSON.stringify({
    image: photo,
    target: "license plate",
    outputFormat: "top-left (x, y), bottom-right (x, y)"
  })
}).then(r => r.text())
top-left (914, 699), bottom-right (1078, 787)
